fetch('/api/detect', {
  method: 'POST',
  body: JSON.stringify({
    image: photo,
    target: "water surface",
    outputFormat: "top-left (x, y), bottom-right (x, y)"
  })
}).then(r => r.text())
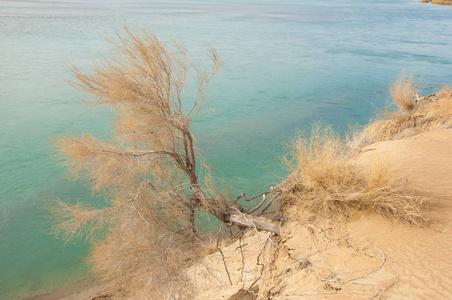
top-left (0, 0), bottom-right (451, 298)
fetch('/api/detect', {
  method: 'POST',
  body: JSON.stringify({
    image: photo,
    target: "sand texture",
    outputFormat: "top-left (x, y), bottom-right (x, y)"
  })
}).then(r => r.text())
top-left (192, 129), bottom-right (452, 299)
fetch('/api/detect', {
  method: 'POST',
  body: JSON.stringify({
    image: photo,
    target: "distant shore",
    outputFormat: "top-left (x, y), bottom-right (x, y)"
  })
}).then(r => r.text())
top-left (420, 0), bottom-right (452, 5)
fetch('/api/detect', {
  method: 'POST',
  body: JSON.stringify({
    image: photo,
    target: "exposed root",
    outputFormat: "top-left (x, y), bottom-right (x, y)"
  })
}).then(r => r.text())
top-left (261, 217), bottom-right (399, 300)
top-left (217, 225), bottom-right (233, 286)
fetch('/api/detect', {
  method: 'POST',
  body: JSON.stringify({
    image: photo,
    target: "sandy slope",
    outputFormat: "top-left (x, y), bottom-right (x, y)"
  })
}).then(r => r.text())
top-left (349, 129), bottom-right (452, 299)
top-left (358, 129), bottom-right (452, 204)
top-left (192, 129), bottom-right (452, 299)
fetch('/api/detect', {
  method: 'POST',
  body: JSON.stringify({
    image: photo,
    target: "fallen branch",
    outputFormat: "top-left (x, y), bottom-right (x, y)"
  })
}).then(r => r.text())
top-left (230, 210), bottom-right (281, 235)
top-left (216, 225), bottom-right (233, 285)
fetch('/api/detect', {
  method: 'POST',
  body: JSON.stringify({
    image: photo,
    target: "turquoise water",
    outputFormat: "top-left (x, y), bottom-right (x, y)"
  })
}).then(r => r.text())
top-left (1, 0), bottom-right (451, 298)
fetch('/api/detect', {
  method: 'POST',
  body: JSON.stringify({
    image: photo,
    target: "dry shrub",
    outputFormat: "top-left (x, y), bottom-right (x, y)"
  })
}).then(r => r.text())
top-left (49, 181), bottom-right (205, 299)
top-left (49, 27), bottom-right (223, 299)
top-left (87, 203), bottom-right (199, 299)
top-left (389, 73), bottom-right (420, 113)
top-left (282, 125), bottom-right (425, 224)
top-left (349, 80), bottom-right (452, 153)
top-left (50, 27), bottom-right (282, 299)
top-left (436, 84), bottom-right (452, 99)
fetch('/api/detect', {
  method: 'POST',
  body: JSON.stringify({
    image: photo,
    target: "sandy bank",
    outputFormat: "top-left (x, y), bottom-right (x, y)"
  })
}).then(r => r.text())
top-left (191, 129), bottom-right (452, 299)
top-left (349, 129), bottom-right (452, 298)
top-left (421, 0), bottom-right (452, 5)
top-left (25, 279), bottom-right (106, 300)
top-left (172, 129), bottom-right (452, 299)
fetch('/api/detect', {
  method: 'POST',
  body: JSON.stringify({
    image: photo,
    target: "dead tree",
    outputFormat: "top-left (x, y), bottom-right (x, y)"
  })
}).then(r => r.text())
top-left (50, 28), bottom-right (280, 249)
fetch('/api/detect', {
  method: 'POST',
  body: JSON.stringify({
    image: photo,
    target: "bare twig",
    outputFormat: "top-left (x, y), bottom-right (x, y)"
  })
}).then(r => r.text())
top-left (324, 239), bottom-right (386, 285)
top-left (282, 223), bottom-right (368, 278)
top-left (216, 225), bottom-right (233, 285)
top-left (345, 240), bottom-right (385, 283)
top-left (257, 192), bottom-right (281, 216)
top-left (369, 273), bottom-right (399, 300)
top-left (247, 194), bottom-right (267, 214)
top-left (284, 291), bottom-right (367, 297)
top-left (248, 236), bottom-right (271, 292)
top-left (239, 236), bottom-right (246, 284)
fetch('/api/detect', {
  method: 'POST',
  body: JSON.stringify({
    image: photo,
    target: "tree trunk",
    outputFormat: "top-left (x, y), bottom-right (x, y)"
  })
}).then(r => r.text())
top-left (188, 168), bottom-right (280, 235)
top-left (229, 210), bottom-right (280, 235)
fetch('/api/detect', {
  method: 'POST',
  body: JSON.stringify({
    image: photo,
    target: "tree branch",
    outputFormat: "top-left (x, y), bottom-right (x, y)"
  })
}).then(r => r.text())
top-left (229, 209), bottom-right (281, 235)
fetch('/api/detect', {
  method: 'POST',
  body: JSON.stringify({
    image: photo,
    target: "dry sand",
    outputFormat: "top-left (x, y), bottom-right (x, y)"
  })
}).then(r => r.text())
top-left (348, 129), bottom-right (452, 299)
top-left (191, 129), bottom-right (452, 299)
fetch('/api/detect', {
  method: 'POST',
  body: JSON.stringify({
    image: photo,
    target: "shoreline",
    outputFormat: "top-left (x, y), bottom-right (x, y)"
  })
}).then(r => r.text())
top-left (25, 101), bottom-right (452, 299)
top-left (3, 0), bottom-right (452, 298)
top-left (24, 278), bottom-right (102, 300)
top-left (420, 0), bottom-right (452, 5)
top-left (23, 84), bottom-right (452, 298)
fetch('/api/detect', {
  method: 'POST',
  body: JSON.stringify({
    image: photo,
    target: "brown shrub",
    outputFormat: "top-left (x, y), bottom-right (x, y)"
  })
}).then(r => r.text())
top-left (86, 203), bottom-right (199, 299)
top-left (436, 84), bottom-right (452, 99)
top-left (348, 81), bottom-right (452, 153)
top-left (389, 73), bottom-right (420, 113)
top-left (282, 125), bottom-right (425, 225)
top-left (50, 27), bottom-right (279, 299)
top-left (49, 27), bottom-right (222, 299)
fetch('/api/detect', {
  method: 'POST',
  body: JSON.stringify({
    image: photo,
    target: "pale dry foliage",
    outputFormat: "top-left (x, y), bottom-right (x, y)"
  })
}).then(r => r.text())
top-left (389, 73), bottom-right (420, 113)
top-left (50, 28), bottom-right (282, 299)
top-left (281, 125), bottom-right (425, 224)
top-left (49, 28), bottom-right (223, 299)
top-left (86, 202), bottom-right (197, 299)
top-left (349, 77), bottom-right (452, 153)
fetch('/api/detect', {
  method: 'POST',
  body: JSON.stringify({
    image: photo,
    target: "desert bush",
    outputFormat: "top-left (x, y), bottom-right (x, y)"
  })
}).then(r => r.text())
top-left (389, 73), bottom-right (420, 113)
top-left (348, 79), bottom-right (452, 153)
top-left (49, 28), bottom-right (280, 299)
top-left (436, 84), bottom-right (452, 99)
top-left (282, 125), bottom-right (425, 224)
top-left (86, 202), bottom-right (198, 299)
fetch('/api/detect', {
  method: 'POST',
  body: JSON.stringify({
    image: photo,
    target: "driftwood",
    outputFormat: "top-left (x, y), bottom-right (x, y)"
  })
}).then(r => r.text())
top-left (230, 210), bottom-right (281, 235)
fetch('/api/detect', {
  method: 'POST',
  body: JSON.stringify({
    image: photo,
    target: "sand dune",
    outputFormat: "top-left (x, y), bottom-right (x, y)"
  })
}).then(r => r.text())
top-left (190, 129), bottom-right (452, 299)
top-left (350, 129), bottom-right (452, 298)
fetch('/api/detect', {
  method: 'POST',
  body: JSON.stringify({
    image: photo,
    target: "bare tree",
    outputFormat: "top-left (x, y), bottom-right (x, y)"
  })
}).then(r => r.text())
top-left (49, 28), bottom-right (280, 297)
